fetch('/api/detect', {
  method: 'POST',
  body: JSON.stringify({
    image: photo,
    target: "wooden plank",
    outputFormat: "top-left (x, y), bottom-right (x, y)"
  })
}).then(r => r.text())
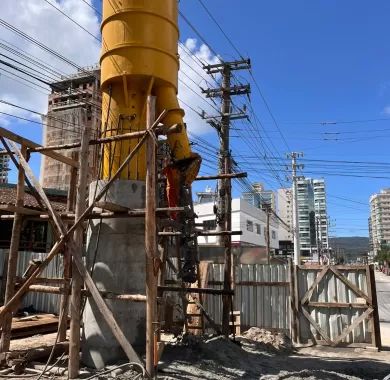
top-left (145, 96), bottom-right (157, 377)
top-left (0, 145), bottom-right (26, 353)
top-left (195, 172), bottom-right (247, 181)
top-left (59, 155), bottom-right (77, 342)
top-left (301, 266), bottom-right (329, 305)
top-left (329, 266), bottom-right (370, 304)
top-left (308, 302), bottom-right (368, 309)
top-left (207, 280), bottom-right (289, 286)
top-left (299, 264), bottom-right (367, 271)
top-left (158, 286), bottom-right (234, 295)
top-left (294, 262), bottom-right (301, 344)
top-left (289, 260), bottom-right (298, 344)
top-left (301, 306), bottom-right (333, 346)
top-left (68, 121), bottom-right (90, 379)
top-left (368, 264), bottom-right (382, 348)
top-left (187, 293), bottom-right (222, 335)
top-left (0, 126), bottom-right (78, 167)
top-left (187, 261), bottom-right (210, 335)
top-left (0, 205), bottom-right (44, 215)
top-left (333, 307), bottom-right (373, 345)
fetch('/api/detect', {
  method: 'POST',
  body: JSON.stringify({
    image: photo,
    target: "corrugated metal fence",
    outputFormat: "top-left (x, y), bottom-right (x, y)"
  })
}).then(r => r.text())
top-left (205, 263), bottom-right (290, 331)
top-left (295, 265), bottom-right (378, 346)
top-left (0, 249), bottom-right (63, 314)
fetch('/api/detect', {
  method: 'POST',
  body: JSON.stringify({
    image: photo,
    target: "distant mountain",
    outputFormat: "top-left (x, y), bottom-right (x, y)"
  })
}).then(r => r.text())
top-left (329, 236), bottom-right (369, 256)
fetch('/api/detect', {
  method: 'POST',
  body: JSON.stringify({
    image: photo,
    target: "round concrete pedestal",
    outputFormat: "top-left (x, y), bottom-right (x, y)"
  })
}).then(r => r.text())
top-left (82, 180), bottom-right (146, 369)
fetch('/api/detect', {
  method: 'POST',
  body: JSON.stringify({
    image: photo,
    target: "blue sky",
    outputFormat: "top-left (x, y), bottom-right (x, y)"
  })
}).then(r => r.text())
top-left (178, 0), bottom-right (390, 238)
top-left (3, 0), bottom-right (390, 237)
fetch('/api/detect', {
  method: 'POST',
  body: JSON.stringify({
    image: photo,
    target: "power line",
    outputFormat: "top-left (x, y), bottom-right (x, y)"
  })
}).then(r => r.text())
top-left (42, 0), bottom-right (101, 42)
top-left (178, 11), bottom-right (220, 59)
top-left (195, 0), bottom-right (243, 59)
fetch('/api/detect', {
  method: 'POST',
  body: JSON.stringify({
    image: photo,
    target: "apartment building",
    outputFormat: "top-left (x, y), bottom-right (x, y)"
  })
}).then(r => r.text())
top-left (296, 178), bottom-right (316, 256)
top-left (313, 179), bottom-right (329, 251)
top-left (242, 183), bottom-right (276, 211)
top-left (277, 188), bottom-right (293, 241)
top-left (295, 178), bottom-right (329, 257)
top-left (40, 66), bottom-right (101, 190)
top-left (369, 189), bottom-right (390, 254)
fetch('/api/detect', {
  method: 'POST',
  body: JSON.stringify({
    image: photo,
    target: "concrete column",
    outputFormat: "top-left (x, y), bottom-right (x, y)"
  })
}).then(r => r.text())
top-left (82, 179), bottom-right (146, 369)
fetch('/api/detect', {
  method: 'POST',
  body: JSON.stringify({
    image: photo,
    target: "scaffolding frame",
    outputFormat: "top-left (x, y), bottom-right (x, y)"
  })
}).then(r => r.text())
top-left (0, 96), bottom-right (242, 378)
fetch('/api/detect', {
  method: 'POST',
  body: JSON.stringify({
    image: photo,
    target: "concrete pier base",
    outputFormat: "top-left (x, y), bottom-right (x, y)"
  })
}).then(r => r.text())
top-left (82, 179), bottom-right (146, 369)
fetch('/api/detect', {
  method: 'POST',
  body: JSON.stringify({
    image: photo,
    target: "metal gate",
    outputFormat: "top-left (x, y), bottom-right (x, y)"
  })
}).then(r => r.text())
top-left (292, 264), bottom-right (381, 348)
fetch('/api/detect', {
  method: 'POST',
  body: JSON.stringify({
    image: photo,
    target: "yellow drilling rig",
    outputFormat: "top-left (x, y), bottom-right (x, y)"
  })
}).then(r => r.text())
top-left (100, 0), bottom-right (201, 282)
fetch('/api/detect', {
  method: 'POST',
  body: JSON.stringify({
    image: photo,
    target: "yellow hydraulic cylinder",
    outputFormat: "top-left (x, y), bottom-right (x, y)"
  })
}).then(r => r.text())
top-left (100, 0), bottom-right (198, 180)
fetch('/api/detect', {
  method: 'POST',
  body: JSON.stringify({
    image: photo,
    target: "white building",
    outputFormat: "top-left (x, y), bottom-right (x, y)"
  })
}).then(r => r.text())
top-left (313, 179), bottom-right (329, 251)
top-left (369, 189), bottom-right (390, 254)
top-left (194, 198), bottom-right (279, 263)
top-left (277, 188), bottom-right (293, 242)
top-left (277, 178), bottom-right (329, 257)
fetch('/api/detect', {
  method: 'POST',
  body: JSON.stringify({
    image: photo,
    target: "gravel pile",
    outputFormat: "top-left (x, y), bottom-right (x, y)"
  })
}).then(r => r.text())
top-left (241, 327), bottom-right (292, 353)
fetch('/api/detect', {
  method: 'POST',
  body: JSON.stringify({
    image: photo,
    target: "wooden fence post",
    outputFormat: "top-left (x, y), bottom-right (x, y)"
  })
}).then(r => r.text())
top-left (367, 264), bottom-right (381, 349)
top-left (68, 122), bottom-right (90, 378)
top-left (289, 259), bottom-right (298, 344)
top-left (0, 145), bottom-right (26, 353)
top-left (145, 95), bottom-right (157, 377)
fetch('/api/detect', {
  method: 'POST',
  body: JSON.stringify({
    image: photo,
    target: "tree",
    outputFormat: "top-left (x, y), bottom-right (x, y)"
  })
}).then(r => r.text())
top-left (374, 244), bottom-right (390, 267)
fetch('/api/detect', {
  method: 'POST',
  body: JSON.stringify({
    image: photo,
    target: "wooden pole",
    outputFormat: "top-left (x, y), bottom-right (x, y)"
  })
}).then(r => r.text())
top-left (0, 145), bottom-right (26, 352)
top-left (367, 264), bottom-right (381, 349)
top-left (288, 259), bottom-right (298, 344)
top-left (145, 96), bottom-right (157, 377)
top-left (59, 153), bottom-right (78, 342)
top-left (68, 121), bottom-right (91, 378)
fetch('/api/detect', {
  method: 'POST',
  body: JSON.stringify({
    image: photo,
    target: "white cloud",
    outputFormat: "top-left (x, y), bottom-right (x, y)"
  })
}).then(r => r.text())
top-left (178, 38), bottom-right (220, 134)
top-left (383, 106), bottom-right (390, 115)
top-left (0, 1), bottom-right (219, 138)
top-left (0, 0), bottom-right (100, 124)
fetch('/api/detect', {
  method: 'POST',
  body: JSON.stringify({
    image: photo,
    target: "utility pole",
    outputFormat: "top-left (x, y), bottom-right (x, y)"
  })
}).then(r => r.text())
top-left (316, 215), bottom-right (321, 264)
top-left (202, 59), bottom-right (250, 336)
top-left (263, 205), bottom-right (271, 264)
top-left (287, 152), bottom-right (304, 266)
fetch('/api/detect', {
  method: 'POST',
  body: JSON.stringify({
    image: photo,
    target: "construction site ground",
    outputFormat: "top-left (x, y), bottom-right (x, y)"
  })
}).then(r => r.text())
top-left (159, 334), bottom-right (390, 380)
top-left (5, 329), bottom-right (390, 380)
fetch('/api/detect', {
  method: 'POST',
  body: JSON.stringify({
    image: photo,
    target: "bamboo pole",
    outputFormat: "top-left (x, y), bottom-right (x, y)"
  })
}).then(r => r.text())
top-left (145, 96), bottom-right (157, 377)
top-left (68, 122), bottom-right (90, 378)
top-left (0, 145), bottom-right (26, 353)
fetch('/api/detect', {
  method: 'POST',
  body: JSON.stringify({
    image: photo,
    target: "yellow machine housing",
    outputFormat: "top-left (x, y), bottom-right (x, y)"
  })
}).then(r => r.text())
top-left (100, 0), bottom-right (199, 181)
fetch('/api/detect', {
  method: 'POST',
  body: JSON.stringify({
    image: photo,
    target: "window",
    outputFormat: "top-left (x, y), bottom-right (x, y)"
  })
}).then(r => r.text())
top-left (203, 219), bottom-right (216, 231)
top-left (255, 223), bottom-right (261, 235)
top-left (271, 230), bottom-right (276, 239)
top-left (246, 220), bottom-right (253, 232)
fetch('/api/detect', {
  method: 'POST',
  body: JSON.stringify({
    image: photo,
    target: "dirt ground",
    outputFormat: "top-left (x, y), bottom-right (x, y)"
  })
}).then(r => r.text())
top-left (6, 331), bottom-right (390, 379)
top-left (158, 334), bottom-right (390, 380)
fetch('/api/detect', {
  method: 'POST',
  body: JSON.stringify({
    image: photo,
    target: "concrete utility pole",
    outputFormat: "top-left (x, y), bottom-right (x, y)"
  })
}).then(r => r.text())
top-left (316, 215), bottom-right (321, 264)
top-left (202, 59), bottom-right (251, 336)
top-left (265, 206), bottom-right (271, 264)
top-left (288, 152), bottom-right (304, 266)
